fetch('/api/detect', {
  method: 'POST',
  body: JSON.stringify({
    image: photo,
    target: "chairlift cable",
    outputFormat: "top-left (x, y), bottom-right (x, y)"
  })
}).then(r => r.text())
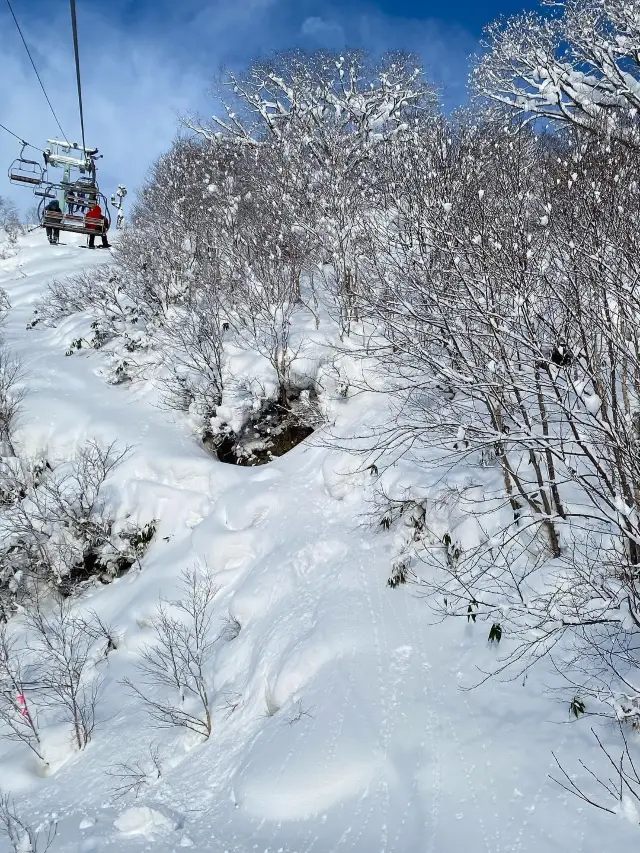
top-left (5, 0), bottom-right (70, 144)
top-left (0, 121), bottom-right (44, 152)
top-left (69, 0), bottom-right (87, 158)
top-left (0, 122), bottom-right (25, 144)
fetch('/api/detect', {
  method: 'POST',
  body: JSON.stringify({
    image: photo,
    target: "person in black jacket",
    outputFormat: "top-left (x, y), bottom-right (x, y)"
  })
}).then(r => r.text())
top-left (44, 199), bottom-right (62, 244)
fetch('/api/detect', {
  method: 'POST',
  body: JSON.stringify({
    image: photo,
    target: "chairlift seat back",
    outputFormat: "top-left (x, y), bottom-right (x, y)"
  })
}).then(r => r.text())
top-left (8, 156), bottom-right (44, 187)
top-left (10, 174), bottom-right (42, 185)
top-left (42, 212), bottom-right (109, 236)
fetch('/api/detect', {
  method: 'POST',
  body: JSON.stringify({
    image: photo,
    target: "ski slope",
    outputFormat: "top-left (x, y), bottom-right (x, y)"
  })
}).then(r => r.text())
top-left (0, 231), bottom-right (635, 852)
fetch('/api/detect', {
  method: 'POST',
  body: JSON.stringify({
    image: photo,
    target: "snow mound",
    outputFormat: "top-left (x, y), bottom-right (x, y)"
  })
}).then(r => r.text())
top-left (114, 806), bottom-right (176, 837)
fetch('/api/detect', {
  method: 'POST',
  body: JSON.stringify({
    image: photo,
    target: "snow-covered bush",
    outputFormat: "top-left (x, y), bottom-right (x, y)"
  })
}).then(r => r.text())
top-left (0, 601), bottom-right (115, 764)
top-left (123, 567), bottom-right (218, 739)
top-left (0, 198), bottom-right (21, 237)
top-left (0, 346), bottom-right (24, 459)
top-left (36, 267), bottom-right (134, 329)
top-left (25, 597), bottom-right (105, 752)
top-left (0, 197), bottom-right (22, 261)
top-left (155, 286), bottom-right (227, 418)
top-left (0, 442), bottom-right (156, 616)
top-left (107, 742), bottom-right (164, 800)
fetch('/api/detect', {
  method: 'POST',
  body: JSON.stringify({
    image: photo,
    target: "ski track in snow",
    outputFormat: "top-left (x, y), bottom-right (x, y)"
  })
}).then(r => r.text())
top-left (0, 233), bottom-right (635, 852)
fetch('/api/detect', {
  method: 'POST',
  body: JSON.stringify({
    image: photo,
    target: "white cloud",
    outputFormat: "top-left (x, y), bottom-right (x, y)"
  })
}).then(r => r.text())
top-left (301, 16), bottom-right (345, 45)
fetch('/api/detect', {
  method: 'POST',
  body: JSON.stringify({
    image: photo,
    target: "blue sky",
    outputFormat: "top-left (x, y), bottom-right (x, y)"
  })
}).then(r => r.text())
top-left (1, 0), bottom-right (540, 211)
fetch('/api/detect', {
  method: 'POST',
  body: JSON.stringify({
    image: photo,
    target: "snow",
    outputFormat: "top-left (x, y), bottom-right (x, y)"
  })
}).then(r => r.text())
top-left (114, 806), bottom-right (176, 836)
top-left (617, 795), bottom-right (640, 825)
top-left (0, 230), bottom-right (637, 851)
top-left (583, 393), bottom-right (602, 415)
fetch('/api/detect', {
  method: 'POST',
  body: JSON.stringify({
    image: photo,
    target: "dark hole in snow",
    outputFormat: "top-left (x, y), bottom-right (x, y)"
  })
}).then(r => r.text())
top-left (204, 395), bottom-right (317, 466)
top-left (58, 549), bottom-right (136, 597)
top-left (56, 524), bottom-right (156, 598)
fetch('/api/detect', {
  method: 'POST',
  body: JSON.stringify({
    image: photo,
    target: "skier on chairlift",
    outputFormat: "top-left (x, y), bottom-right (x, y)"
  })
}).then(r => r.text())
top-left (67, 188), bottom-right (89, 215)
top-left (44, 199), bottom-right (62, 244)
top-left (85, 202), bottom-right (111, 249)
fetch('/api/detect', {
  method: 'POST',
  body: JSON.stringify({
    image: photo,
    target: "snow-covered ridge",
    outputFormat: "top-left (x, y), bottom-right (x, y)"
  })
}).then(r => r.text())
top-left (0, 233), bottom-right (635, 852)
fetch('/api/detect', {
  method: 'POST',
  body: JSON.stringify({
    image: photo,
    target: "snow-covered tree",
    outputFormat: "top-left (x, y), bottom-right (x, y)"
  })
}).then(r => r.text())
top-left (0, 197), bottom-right (21, 239)
top-left (356, 109), bottom-right (640, 722)
top-left (187, 50), bottom-right (439, 333)
top-left (474, 0), bottom-right (640, 147)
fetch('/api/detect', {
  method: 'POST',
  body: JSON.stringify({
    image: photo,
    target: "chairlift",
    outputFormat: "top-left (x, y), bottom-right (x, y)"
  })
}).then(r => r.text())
top-left (6, 131), bottom-right (120, 242)
top-left (34, 183), bottom-right (57, 200)
top-left (63, 178), bottom-right (101, 217)
top-left (65, 186), bottom-right (94, 212)
top-left (39, 189), bottom-right (112, 237)
top-left (8, 144), bottom-right (44, 187)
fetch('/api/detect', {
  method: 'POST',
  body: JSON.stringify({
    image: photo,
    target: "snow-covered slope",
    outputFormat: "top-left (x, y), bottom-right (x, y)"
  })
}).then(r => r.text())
top-left (0, 232), bottom-right (634, 851)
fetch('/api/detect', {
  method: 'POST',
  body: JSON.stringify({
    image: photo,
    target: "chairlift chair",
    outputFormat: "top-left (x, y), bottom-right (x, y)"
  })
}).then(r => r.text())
top-left (39, 189), bottom-right (111, 237)
top-left (8, 144), bottom-right (44, 187)
top-left (34, 179), bottom-right (56, 199)
top-left (64, 177), bottom-right (99, 210)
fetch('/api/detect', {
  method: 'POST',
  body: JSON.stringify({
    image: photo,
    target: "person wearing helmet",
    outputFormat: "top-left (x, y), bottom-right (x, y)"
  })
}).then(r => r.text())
top-left (44, 199), bottom-right (62, 244)
top-left (85, 203), bottom-right (111, 249)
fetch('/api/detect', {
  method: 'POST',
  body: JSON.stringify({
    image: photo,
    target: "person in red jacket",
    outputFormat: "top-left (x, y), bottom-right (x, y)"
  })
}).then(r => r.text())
top-left (85, 203), bottom-right (111, 249)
